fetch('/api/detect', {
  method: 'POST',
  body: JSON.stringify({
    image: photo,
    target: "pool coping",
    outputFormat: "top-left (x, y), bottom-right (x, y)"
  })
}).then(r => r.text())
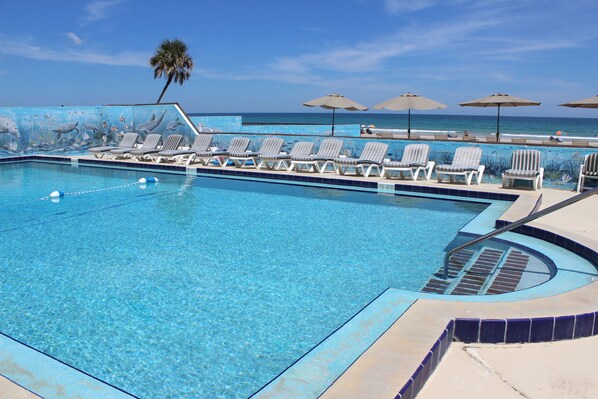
top-left (1, 155), bottom-right (597, 399)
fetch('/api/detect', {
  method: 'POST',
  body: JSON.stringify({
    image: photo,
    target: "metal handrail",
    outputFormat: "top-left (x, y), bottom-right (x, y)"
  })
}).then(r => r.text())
top-left (442, 186), bottom-right (598, 279)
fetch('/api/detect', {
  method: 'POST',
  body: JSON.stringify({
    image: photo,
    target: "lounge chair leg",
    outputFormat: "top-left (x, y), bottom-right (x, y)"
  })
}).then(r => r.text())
top-left (477, 166), bottom-right (485, 185)
top-left (465, 173), bottom-right (472, 185)
top-left (426, 162), bottom-right (435, 181)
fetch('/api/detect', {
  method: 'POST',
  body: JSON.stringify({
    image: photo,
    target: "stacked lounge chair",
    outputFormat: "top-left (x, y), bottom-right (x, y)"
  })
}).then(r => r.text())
top-left (129, 134), bottom-right (183, 161)
top-left (382, 144), bottom-right (435, 181)
top-left (333, 142), bottom-right (388, 177)
top-left (88, 133), bottom-right (139, 158)
top-left (577, 153), bottom-right (598, 193)
top-left (228, 137), bottom-right (284, 168)
top-left (502, 149), bottom-right (544, 190)
top-left (257, 141), bottom-right (314, 170)
top-left (288, 139), bottom-right (343, 173)
top-left (153, 134), bottom-right (213, 164)
top-left (190, 137), bottom-right (251, 166)
top-left (110, 134), bottom-right (162, 159)
top-left (435, 146), bottom-right (485, 185)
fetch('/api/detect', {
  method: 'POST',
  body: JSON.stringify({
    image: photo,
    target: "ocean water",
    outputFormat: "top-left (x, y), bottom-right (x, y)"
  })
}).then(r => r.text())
top-left (0, 162), bottom-right (486, 399)
top-left (192, 112), bottom-right (598, 138)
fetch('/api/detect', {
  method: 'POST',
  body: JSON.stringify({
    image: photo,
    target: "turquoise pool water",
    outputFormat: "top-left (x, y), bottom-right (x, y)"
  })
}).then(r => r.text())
top-left (0, 162), bottom-right (487, 398)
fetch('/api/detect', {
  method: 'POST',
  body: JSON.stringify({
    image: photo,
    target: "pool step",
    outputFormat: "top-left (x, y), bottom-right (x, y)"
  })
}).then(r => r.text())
top-left (484, 250), bottom-right (530, 295)
top-left (449, 248), bottom-right (505, 295)
top-left (421, 247), bottom-right (534, 296)
top-left (420, 249), bottom-right (475, 294)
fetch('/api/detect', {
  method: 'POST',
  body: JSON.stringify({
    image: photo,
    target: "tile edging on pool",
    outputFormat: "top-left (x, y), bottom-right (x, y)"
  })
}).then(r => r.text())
top-left (0, 331), bottom-right (139, 399)
top-left (2, 155), bottom-right (520, 203)
top-left (396, 308), bottom-right (598, 399)
top-left (495, 219), bottom-right (598, 267)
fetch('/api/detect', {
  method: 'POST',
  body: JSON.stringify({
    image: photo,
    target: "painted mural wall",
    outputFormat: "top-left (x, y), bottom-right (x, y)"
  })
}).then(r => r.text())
top-left (0, 104), bottom-right (198, 156)
top-left (189, 116), bottom-right (361, 136)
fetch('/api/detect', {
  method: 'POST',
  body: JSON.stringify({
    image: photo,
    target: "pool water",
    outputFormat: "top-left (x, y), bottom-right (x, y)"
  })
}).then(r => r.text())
top-left (0, 162), bottom-right (487, 398)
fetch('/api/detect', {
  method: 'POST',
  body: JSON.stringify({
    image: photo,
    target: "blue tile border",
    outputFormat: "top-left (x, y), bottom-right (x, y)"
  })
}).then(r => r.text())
top-left (480, 319), bottom-right (507, 343)
top-left (454, 310), bottom-right (598, 344)
top-left (1, 156), bottom-right (514, 203)
top-left (395, 320), bottom-right (455, 399)
top-left (394, 183), bottom-right (518, 202)
top-left (495, 221), bottom-right (598, 270)
top-left (398, 309), bottom-right (598, 398)
top-left (505, 318), bottom-right (532, 343)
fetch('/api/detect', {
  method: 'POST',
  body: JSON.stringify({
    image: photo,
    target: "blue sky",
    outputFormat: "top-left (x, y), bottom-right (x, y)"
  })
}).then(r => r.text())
top-left (0, 0), bottom-right (597, 117)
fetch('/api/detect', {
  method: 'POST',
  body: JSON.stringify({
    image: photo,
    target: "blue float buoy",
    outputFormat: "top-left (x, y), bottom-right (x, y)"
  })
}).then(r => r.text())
top-left (138, 177), bottom-right (158, 184)
top-left (49, 191), bottom-right (65, 198)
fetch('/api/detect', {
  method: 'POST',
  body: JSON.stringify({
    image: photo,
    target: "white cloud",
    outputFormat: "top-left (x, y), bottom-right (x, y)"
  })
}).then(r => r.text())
top-left (66, 32), bottom-right (83, 45)
top-left (480, 40), bottom-right (580, 56)
top-left (83, 0), bottom-right (124, 23)
top-left (0, 36), bottom-right (148, 67)
top-left (384, 0), bottom-right (437, 13)
top-left (268, 19), bottom-right (497, 75)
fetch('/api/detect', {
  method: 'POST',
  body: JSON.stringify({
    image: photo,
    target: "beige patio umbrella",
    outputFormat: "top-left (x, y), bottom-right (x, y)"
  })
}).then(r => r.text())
top-left (459, 93), bottom-right (541, 139)
top-left (373, 92), bottom-right (447, 139)
top-left (559, 95), bottom-right (598, 108)
top-left (303, 93), bottom-right (368, 136)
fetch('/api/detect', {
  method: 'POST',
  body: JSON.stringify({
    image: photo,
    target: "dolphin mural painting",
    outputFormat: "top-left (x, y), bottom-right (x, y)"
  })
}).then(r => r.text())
top-left (53, 121), bottom-right (80, 139)
top-left (166, 118), bottom-right (184, 131)
top-left (136, 111), bottom-right (166, 135)
top-left (0, 116), bottom-right (19, 138)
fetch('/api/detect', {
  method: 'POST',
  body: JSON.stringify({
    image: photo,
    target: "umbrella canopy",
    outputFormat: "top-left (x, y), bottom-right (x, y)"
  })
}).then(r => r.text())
top-left (373, 92), bottom-right (447, 138)
top-left (559, 95), bottom-right (598, 109)
top-left (459, 93), bottom-right (541, 139)
top-left (303, 93), bottom-right (368, 136)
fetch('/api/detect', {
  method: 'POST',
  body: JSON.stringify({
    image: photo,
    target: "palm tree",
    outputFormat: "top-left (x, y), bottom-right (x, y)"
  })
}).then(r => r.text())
top-left (150, 39), bottom-right (194, 104)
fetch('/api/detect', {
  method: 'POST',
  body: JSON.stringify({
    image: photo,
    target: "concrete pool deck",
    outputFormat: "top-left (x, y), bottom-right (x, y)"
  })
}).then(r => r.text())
top-left (1, 155), bottom-right (597, 398)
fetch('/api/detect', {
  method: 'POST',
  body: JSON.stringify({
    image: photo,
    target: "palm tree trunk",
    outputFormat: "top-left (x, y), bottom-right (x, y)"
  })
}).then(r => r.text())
top-left (156, 75), bottom-right (173, 104)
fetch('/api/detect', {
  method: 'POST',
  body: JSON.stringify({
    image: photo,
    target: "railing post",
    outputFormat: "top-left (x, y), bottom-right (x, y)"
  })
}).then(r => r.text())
top-left (443, 253), bottom-right (451, 279)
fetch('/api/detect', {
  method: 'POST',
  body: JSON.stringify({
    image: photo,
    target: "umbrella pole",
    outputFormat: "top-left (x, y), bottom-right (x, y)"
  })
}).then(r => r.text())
top-left (331, 108), bottom-right (336, 136)
top-left (496, 104), bottom-right (501, 140)
top-left (408, 109), bottom-right (411, 139)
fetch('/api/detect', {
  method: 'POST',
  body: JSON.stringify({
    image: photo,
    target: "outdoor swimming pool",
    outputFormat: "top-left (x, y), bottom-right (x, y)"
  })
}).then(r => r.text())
top-left (0, 162), bottom-right (489, 398)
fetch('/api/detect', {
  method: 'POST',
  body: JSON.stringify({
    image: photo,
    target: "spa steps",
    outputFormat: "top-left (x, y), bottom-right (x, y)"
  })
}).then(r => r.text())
top-left (421, 247), bottom-right (531, 296)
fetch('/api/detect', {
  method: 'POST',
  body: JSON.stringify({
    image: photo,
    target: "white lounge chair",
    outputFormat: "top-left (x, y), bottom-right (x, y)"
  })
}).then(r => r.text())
top-left (288, 139), bottom-right (343, 173)
top-left (88, 133), bottom-right (139, 158)
top-left (228, 137), bottom-right (284, 168)
top-left (577, 153), bottom-right (598, 193)
top-left (130, 134), bottom-right (183, 161)
top-left (257, 141), bottom-right (314, 170)
top-left (435, 146), bottom-right (485, 185)
top-left (382, 144), bottom-right (435, 181)
top-left (502, 149), bottom-right (544, 190)
top-left (190, 137), bottom-right (251, 166)
top-left (153, 134), bottom-right (213, 164)
top-left (333, 142), bottom-right (388, 178)
top-left (109, 134), bottom-right (162, 159)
